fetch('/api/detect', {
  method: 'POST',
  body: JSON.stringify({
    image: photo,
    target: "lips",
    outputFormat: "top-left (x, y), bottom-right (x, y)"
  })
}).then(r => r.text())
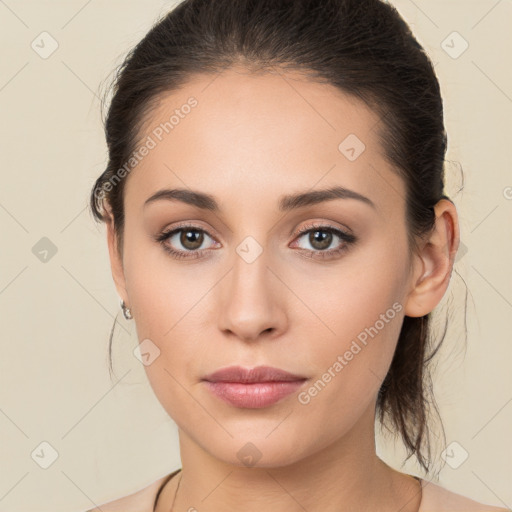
top-left (205, 381), bottom-right (306, 408)
top-left (202, 365), bottom-right (308, 408)
top-left (202, 365), bottom-right (307, 383)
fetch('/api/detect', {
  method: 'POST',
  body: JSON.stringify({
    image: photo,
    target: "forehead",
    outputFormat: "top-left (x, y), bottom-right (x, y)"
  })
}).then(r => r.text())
top-left (124, 66), bottom-right (405, 215)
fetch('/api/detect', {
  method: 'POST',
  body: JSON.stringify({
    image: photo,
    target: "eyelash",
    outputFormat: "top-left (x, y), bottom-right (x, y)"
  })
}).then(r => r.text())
top-left (154, 222), bottom-right (357, 261)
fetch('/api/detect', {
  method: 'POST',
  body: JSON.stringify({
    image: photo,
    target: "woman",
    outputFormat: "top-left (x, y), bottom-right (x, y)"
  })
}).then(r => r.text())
top-left (86, 0), bottom-right (509, 510)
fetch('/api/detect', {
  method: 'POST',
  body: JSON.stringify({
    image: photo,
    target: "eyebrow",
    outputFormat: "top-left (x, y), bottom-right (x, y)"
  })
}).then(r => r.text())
top-left (143, 186), bottom-right (376, 212)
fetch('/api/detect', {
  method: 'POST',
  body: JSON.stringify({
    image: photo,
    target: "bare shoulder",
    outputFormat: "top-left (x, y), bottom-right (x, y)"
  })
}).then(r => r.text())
top-left (419, 478), bottom-right (510, 512)
top-left (85, 473), bottom-right (171, 512)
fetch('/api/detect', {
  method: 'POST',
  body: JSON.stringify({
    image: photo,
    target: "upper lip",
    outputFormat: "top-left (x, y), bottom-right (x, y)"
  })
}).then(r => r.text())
top-left (203, 365), bottom-right (307, 383)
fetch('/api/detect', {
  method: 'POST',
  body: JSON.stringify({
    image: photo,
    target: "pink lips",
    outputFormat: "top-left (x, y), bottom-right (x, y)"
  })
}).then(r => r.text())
top-left (202, 365), bottom-right (307, 409)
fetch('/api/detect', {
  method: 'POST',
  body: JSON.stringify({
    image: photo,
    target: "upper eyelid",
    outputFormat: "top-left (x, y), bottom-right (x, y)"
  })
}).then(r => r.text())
top-left (162, 222), bottom-right (349, 236)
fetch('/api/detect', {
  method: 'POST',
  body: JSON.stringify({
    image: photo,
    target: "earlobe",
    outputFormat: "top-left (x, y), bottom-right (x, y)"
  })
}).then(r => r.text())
top-left (404, 199), bottom-right (460, 318)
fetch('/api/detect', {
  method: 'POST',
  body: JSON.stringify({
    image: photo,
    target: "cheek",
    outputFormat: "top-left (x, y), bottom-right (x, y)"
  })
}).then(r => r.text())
top-left (127, 264), bottom-right (210, 422)
top-left (291, 237), bottom-right (409, 408)
top-left (291, 235), bottom-right (407, 342)
top-left (122, 227), bottom-right (204, 337)
top-left (120, 237), bottom-right (205, 399)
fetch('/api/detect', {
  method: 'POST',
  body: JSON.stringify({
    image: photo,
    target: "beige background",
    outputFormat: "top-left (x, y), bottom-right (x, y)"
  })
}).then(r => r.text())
top-left (0, 0), bottom-right (511, 510)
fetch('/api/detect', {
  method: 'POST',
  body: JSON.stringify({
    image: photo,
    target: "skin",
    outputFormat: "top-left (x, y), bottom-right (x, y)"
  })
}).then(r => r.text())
top-left (105, 66), bottom-right (459, 512)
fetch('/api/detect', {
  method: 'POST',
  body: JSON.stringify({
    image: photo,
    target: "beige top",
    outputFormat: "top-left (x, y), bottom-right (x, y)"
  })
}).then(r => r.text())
top-left (86, 471), bottom-right (510, 512)
top-left (417, 478), bottom-right (509, 511)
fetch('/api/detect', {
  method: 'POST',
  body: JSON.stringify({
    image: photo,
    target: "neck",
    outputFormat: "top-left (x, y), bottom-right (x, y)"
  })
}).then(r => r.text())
top-left (162, 404), bottom-right (421, 512)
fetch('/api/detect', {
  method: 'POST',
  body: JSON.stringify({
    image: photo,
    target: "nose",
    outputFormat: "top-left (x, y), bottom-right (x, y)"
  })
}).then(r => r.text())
top-left (216, 246), bottom-right (288, 342)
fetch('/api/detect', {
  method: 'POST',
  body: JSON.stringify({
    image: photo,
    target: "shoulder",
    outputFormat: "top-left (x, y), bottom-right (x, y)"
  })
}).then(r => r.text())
top-left (419, 478), bottom-right (510, 512)
top-left (85, 471), bottom-right (178, 512)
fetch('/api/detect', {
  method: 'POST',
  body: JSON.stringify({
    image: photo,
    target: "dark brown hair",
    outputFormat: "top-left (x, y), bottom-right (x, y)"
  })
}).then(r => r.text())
top-left (89, 0), bottom-right (465, 478)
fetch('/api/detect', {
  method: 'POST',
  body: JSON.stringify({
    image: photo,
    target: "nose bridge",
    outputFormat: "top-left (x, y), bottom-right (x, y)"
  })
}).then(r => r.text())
top-left (216, 234), bottom-right (287, 340)
top-left (231, 234), bottom-right (275, 308)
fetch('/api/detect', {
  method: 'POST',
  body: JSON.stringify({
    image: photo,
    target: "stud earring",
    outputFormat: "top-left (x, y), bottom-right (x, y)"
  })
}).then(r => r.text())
top-left (120, 300), bottom-right (133, 320)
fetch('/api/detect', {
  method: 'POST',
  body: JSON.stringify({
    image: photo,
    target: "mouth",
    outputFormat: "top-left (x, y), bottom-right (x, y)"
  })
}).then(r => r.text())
top-left (203, 365), bottom-right (307, 383)
top-left (202, 365), bottom-right (308, 409)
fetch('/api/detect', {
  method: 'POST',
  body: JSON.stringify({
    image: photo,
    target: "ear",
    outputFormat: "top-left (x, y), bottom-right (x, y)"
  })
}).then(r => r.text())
top-left (404, 198), bottom-right (460, 317)
top-left (104, 202), bottom-right (128, 305)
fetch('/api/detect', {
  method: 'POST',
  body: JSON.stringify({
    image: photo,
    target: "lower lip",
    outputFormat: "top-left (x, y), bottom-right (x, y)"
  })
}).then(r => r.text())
top-left (203, 380), bottom-right (306, 408)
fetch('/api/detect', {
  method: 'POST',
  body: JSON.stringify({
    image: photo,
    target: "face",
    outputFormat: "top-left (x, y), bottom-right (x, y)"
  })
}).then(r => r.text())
top-left (108, 66), bottom-right (423, 467)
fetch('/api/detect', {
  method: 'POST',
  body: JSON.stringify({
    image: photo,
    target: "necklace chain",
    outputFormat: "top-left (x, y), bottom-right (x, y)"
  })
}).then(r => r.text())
top-left (169, 471), bottom-right (182, 512)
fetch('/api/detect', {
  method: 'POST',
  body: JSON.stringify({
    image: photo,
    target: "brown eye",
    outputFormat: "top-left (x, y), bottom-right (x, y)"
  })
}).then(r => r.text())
top-left (308, 230), bottom-right (333, 251)
top-left (292, 224), bottom-right (357, 260)
top-left (155, 224), bottom-right (219, 260)
top-left (179, 229), bottom-right (204, 250)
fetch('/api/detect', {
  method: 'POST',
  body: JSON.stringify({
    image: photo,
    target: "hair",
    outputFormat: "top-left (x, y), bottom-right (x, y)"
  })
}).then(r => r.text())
top-left (89, 0), bottom-right (467, 480)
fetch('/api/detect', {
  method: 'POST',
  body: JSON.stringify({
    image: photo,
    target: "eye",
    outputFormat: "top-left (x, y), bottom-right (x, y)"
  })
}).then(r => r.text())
top-left (154, 222), bottom-right (357, 261)
top-left (291, 223), bottom-right (357, 260)
top-left (155, 224), bottom-right (219, 259)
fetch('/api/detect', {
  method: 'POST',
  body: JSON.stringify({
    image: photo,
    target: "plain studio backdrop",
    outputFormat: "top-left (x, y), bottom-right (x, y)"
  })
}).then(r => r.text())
top-left (0, 1), bottom-right (511, 511)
